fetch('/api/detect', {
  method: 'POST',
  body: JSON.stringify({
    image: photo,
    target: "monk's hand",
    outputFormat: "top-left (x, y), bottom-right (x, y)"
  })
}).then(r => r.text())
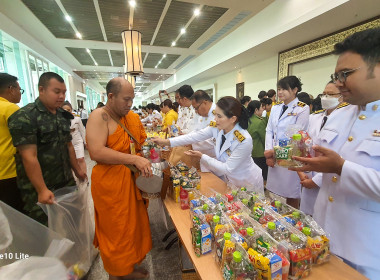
top-left (135, 156), bottom-right (153, 177)
top-left (38, 188), bottom-right (55, 204)
top-left (264, 149), bottom-right (275, 167)
top-left (184, 150), bottom-right (202, 159)
top-left (289, 145), bottom-right (345, 175)
top-left (150, 137), bottom-right (170, 147)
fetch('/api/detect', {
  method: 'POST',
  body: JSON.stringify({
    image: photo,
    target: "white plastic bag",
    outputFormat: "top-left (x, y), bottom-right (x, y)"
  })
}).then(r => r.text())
top-left (39, 183), bottom-right (97, 275)
top-left (0, 201), bottom-right (74, 267)
top-left (0, 206), bottom-right (12, 253)
top-left (0, 256), bottom-right (67, 280)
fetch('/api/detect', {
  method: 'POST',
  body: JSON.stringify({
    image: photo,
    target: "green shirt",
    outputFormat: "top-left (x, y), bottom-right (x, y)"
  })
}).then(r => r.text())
top-left (247, 114), bottom-right (266, 158)
top-left (8, 98), bottom-right (75, 221)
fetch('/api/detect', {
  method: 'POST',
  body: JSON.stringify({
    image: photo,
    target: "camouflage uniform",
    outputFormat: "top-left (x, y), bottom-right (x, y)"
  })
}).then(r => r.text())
top-left (8, 98), bottom-right (75, 224)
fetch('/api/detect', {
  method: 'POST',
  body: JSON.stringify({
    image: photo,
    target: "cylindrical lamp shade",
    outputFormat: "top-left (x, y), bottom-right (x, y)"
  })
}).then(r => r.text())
top-left (121, 30), bottom-right (144, 76)
top-left (125, 74), bottom-right (136, 89)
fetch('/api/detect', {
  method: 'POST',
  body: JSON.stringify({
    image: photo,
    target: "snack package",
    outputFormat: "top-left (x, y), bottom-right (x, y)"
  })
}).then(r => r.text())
top-left (274, 126), bottom-right (313, 168)
top-left (248, 249), bottom-right (282, 280)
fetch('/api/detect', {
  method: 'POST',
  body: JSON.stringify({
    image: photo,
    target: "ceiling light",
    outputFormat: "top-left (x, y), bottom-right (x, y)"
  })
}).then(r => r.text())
top-left (180, 28), bottom-right (186, 34)
top-left (86, 48), bottom-right (91, 53)
top-left (155, 66), bottom-right (157, 68)
top-left (171, 41), bottom-right (176, 46)
top-left (163, 54), bottom-right (166, 58)
top-left (65, 15), bottom-right (72, 22)
top-left (76, 32), bottom-right (82, 39)
top-left (95, 62), bottom-right (98, 66)
top-left (194, 9), bottom-right (200, 16)
top-left (129, 0), bottom-right (136, 7)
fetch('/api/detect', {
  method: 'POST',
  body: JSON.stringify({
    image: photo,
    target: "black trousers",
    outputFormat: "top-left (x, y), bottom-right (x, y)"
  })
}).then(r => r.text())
top-left (253, 156), bottom-right (268, 181)
top-left (0, 177), bottom-right (25, 213)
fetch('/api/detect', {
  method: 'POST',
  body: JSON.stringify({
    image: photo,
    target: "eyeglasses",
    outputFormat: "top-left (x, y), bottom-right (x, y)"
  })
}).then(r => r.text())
top-left (9, 85), bottom-right (24, 94)
top-left (330, 67), bottom-right (361, 83)
top-left (193, 102), bottom-right (203, 111)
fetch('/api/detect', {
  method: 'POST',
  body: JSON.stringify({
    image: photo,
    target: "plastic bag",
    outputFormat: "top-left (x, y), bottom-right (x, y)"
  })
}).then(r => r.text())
top-left (0, 201), bottom-right (74, 267)
top-left (0, 256), bottom-right (67, 280)
top-left (0, 206), bottom-right (12, 253)
top-left (39, 183), bottom-right (97, 275)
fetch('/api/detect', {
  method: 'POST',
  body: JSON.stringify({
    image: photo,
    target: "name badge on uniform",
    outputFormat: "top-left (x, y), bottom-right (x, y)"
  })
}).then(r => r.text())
top-left (288, 112), bottom-right (297, 116)
top-left (226, 149), bottom-right (232, 156)
top-left (373, 130), bottom-right (380, 137)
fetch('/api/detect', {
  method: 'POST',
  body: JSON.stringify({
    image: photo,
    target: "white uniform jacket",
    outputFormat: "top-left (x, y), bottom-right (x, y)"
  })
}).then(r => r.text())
top-left (191, 103), bottom-right (217, 170)
top-left (70, 116), bottom-right (86, 145)
top-left (265, 98), bottom-right (309, 198)
top-left (177, 105), bottom-right (196, 134)
top-left (314, 100), bottom-right (380, 270)
top-left (169, 122), bottom-right (264, 191)
top-left (141, 110), bottom-right (162, 123)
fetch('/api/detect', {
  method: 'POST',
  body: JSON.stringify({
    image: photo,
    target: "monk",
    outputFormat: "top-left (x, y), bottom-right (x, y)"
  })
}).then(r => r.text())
top-left (86, 77), bottom-right (153, 280)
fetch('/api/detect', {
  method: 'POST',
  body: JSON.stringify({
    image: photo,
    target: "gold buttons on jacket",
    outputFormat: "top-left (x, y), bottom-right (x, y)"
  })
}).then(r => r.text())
top-left (373, 105), bottom-right (378, 111)
top-left (348, 136), bottom-right (354, 142)
top-left (359, 115), bottom-right (366, 120)
top-left (328, 196), bottom-right (334, 202)
top-left (332, 176), bottom-right (338, 182)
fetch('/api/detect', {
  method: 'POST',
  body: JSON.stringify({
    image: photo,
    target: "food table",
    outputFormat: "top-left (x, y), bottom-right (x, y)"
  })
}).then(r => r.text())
top-left (164, 172), bottom-right (368, 280)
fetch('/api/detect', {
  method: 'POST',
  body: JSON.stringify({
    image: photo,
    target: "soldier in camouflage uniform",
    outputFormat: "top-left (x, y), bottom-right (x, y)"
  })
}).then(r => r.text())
top-left (8, 72), bottom-right (87, 224)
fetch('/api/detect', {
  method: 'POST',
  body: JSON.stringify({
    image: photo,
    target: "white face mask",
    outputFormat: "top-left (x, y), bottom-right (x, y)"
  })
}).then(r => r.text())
top-left (321, 96), bottom-right (340, 110)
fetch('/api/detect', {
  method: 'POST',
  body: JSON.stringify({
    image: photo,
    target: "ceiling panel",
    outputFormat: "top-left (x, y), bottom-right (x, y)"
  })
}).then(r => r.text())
top-left (133, 0), bottom-right (167, 45)
top-left (144, 53), bottom-right (180, 69)
top-left (91, 49), bottom-right (112, 66)
top-left (74, 71), bottom-right (123, 79)
top-left (66, 47), bottom-right (93, 65)
top-left (177, 5), bottom-right (228, 48)
top-left (110, 50), bottom-right (146, 67)
top-left (62, 0), bottom-right (104, 41)
top-left (22, 0), bottom-right (75, 39)
top-left (98, 0), bottom-right (130, 43)
top-left (153, 1), bottom-right (197, 47)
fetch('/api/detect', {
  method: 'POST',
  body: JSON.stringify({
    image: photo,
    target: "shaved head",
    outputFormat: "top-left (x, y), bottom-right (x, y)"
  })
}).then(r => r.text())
top-left (106, 77), bottom-right (133, 97)
top-left (106, 77), bottom-right (135, 117)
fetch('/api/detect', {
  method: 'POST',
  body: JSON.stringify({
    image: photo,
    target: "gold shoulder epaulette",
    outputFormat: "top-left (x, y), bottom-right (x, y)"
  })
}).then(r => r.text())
top-left (297, 101), bottom-right (306, 107)
top-left (313, 109), bottom-right (325, 114)
top-left (209, 121), bottom-right (217, 127)
top-left (212, 110), bottom-right (216, 115)
top-left (337, 102), bottom-right (349, 109)
top-left (274, 101), bottom-right (283, 106)
top-left (234, 130), bottom-right (245, 142)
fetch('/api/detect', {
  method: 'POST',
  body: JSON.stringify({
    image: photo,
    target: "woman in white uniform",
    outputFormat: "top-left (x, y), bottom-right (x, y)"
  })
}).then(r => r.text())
top-left (264, 76), bottom-right (309, 208)
top-left (299, 81), bottom-right (347, 215)
top-left (62, 101), bottom-right (87, 175)
top-left (152, 96), bottom-right (264, 191)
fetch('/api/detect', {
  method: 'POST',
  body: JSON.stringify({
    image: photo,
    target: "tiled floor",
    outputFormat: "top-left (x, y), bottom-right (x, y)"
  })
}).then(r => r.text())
top-left (84, 151), bottom-right (182, 280)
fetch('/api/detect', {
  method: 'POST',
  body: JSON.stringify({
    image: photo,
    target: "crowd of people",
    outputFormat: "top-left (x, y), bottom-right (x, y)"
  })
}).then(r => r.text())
top-left (0, 27), bottom-right (379, 279)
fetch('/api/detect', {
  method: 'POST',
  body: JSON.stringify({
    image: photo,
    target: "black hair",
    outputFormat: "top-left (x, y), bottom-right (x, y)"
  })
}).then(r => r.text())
top-left (172, 102), bottom-right (179, 112)
top-left (146, 103), bottom-right (156, 110)
top-left (311, 96), bottom-right (322, 112)
top-left (163, 99), bottom-right (173, 109)
top-left (106, 79), bottom-right (122, 97)
top-left (334, 27), bottom-right (380, 74)
top-left (62, 101), bottom-right (72, 109)
top-left (38, 72), bottom-right (64, 88)
top-left (297, 92), bottom-right (312, 106)
top-left (277, 76), bottom-right (302, 93)
top-left (191, 90), bottom-right (212, 102)
top-left (97, 102), bottom-right (105, 108)
top-left (177, 84), bottom-right (194, 99)
top-left (258, 91), bottom-right (267, 100)
top-left (260, 97), bottom-right (272, 106)
top-left (267, 89), bottom-right (276, 98)
top-left (159, 102), bottom-right (164, 108)
top-left (216, 96), bottom-right (249, 129)
top-left (247, 100), bottom-right (262, 118)
top-left (0, 73), bottom-right (18, 93)
top-left (240, 96), bottom-right (251, 105)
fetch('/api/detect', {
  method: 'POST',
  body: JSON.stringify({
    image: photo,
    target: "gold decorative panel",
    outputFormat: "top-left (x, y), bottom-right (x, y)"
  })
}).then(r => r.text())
top-left (278, 17), bottom-right (380, 79)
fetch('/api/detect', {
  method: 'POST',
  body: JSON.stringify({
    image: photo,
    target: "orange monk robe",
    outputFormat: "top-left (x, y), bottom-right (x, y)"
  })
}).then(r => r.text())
top-left (91, 111), bottom-right (152, 276)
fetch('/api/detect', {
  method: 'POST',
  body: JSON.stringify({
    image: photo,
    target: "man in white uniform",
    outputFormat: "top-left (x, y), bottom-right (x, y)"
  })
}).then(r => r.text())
top-left (176, 85), bottom-right (196, 134)
top-left (141, 103), bottom-right (162, 126)
top-left (190, 90), bottom-right (217, 171)
top-left (292, 28), bottom-right (380, 279)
